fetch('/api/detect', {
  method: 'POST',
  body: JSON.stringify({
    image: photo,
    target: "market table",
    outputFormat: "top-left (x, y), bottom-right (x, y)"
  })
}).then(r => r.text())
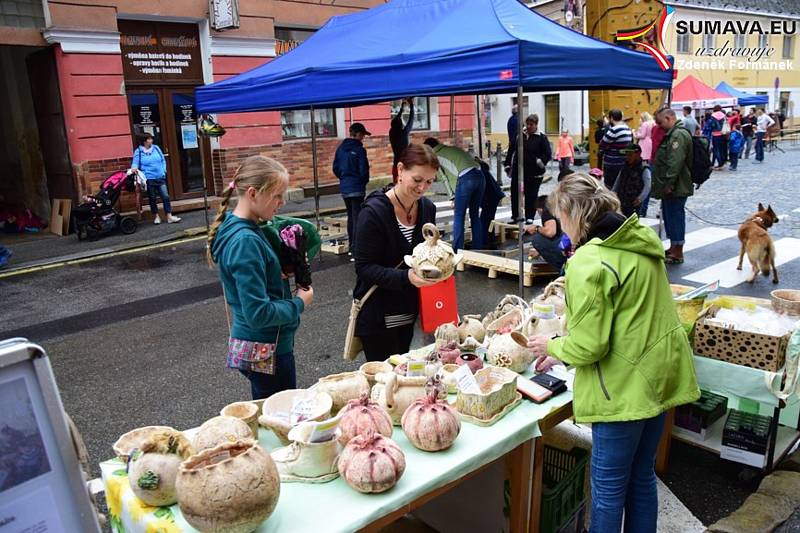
top-left (101, 388), bottom-right (574, 533)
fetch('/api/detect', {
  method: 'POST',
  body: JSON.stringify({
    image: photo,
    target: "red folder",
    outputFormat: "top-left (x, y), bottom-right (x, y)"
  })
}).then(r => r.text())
top-left (419, 276), bottom-right (459, 333)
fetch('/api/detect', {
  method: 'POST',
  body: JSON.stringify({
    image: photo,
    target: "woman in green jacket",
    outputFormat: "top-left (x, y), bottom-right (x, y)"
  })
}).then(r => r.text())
top-left (208, 156), bottom-right (314, 400)
top-left (528, 173), bottom-right (699, 533)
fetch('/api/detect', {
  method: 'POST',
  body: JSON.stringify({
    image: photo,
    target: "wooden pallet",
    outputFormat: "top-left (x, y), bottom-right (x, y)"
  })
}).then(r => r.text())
top-left (489, 220), bottom-right (521, 244)
top-left (321, 241), bottom-right (349, 254)
top-left (456, 250), bottom-right (558, 286)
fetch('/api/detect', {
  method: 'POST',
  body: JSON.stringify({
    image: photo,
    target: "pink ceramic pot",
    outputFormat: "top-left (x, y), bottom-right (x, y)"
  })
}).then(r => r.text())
top-left (456, 352), bottom-right (484, 374)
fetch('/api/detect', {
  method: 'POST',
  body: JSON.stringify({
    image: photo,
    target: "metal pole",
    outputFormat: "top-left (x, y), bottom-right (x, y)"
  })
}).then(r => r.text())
top-left (310, 106), bottom-right (321, 232)
top-left (476, 95), bottom-right (483, 159)
top-left (496, 142), bottom-right (503, 185)
top-left (580, 90), bottom-right (585, 147)
top-left (517, 86), bottom-right (525, 297)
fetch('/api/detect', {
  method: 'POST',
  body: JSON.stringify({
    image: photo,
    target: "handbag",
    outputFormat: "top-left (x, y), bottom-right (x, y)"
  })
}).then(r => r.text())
top-left (222, 286), bottom-right (280, 375)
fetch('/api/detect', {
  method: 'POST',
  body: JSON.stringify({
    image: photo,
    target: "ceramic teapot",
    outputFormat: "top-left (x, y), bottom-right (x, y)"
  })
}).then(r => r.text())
top-left (370, 372), bottom-right (429, 425)
top-left (434, 322), bottom-right (461, 349)
top-left (486, 331), bottom-right (535, 373)
top-left (404, 223), bottom-right (463, 281)
top-left (458, 314), bottom-right (486, 343)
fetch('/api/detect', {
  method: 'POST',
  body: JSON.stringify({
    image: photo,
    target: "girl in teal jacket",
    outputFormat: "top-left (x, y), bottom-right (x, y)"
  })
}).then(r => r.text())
top-left (208, 156), bottom-right (314, 400)
top-left (528, 173), bottom-right (699, 533)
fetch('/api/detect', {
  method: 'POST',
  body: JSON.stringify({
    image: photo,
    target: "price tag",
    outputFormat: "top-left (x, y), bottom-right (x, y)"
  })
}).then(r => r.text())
top-left (406, 360), bottom-right (426, 377)
top-left (454, 364), bottom-right (480, 394)
top-left (532, 303), bottom-right (556, 319)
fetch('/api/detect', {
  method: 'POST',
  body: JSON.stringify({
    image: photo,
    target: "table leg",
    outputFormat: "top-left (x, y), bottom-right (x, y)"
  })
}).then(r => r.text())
top-left (655, 408), bottom-right (674, 475)
top-left (529, 437), bottom-right (545, 533)
top-left (507, 439), bottom-right (534, 533)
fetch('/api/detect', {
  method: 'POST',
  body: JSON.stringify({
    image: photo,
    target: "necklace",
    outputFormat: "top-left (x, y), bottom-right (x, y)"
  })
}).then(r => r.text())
top-left (392, 190), bottom-right (415, 224)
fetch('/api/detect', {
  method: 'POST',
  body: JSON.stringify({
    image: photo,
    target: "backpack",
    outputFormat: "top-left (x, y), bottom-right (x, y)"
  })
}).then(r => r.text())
top-left (689, 136), bottom-right (712, 189)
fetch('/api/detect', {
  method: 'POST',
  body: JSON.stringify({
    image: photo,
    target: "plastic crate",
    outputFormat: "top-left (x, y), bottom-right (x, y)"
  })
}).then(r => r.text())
top-left (540, 446), bottom-right (590, 533)
top-left (555, 501), bottom-right (587, 533)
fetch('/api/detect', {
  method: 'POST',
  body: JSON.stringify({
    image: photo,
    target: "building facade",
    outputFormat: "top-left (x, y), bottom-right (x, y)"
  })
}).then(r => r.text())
top-left (0, 0), bottom-right (475, 221)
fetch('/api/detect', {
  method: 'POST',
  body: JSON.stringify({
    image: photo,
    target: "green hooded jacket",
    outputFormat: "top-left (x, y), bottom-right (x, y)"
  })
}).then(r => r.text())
top-left (546, 215), bottom-right (700, 423)
top-left (651, 119), bottom-right (694, 199)
top-left (431, 144), bottom-right (479, 195)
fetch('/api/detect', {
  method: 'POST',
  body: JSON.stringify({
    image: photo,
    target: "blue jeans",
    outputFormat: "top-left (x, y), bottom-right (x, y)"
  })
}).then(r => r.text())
top-left (743, 135), bottom-right (753, 158)
top-left (238, 351), bottom-right (296, 400)
top-left (755, 131), bottom-right (766, 161)
top-left (147, 179), bottom-right (172, 215)
top-left (590, 413), bottom-right (666, 533)
top-left (711, 136), bottom-right (725, 167)
top-left (661, 196), bottom-right (687, 246)
top-left (453, 168), bottom-right (485, 251)
top-left (531, 232), bottom-right (566, 272)
top-left (343, 195), bottom-right (363, 249)
top-left (638, 194), bottom-right (650, 217)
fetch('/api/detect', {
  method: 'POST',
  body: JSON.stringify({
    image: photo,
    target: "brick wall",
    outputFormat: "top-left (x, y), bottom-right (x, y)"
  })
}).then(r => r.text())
top-left (210, 130), bottom-right (474, 193)
top-left (74, 156), bottom-right (143, 212)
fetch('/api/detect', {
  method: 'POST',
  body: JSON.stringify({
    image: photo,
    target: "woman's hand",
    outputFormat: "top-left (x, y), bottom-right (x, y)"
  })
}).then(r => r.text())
top-left (408, 270), bottom-right (438, 288)
top-left (534, 356), bottom-right (560, 374)
top-left (297, 286), bottom-right (314, 307)
top-left (528, 334), bottom-right (560, 373)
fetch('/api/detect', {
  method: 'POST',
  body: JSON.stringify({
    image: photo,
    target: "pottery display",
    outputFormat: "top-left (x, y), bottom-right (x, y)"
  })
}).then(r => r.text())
top-left (458, 315), bottom-right (486, 343)
top-left (455, 367), bottom-right (520, 422)
top-left (220, 401), bottom-right (260, 439)
top-left (435, 364), bottom-right (460, 394)
top-left (259, 389), bottom-right (333, 445)
top-left (359, 361), bottom-right (393, 387)
top-left (338, 432), bottom-right (406, 493)
top-left (401, 381), bottom-right (461, 452)
top-left (176, 439), bottom-right (280, 533)
top-left (486, 331), bottom-right (534, 373)
top-left (532, 277), bottom-right (566, 316)
top-left (436, 341), bottom-right (461, 364)
top-left (485, 308), bottom-right (527, 337)
top-left (113, 425), bottom-right (176, 462)
top-left (371, 372), bottom-right (429, 425)
top-left (271, 422), bottom-right (339, 483)
top-left (128, 430), bottom-right (193, 506)
top-left (523, 308), bottom-right (565, 338)
top-left (312, 371), bottom-right (370, 414)
top-left (404, 223), bottom-right (463, 281)
top-left (456, 352), bottom-right (484, 374)
top-left (434, 322), bottom-right (460, 349)
top-left (192, 416), bottom-right (252, 453)
top-left (337, 394), bottom-right (393, 446)
top-left (482, 294), bottom-right (531, 330)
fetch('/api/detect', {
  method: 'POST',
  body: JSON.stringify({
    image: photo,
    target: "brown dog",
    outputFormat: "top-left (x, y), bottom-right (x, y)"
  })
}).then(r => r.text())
top-left (737, 203), bottom-right (779, 284)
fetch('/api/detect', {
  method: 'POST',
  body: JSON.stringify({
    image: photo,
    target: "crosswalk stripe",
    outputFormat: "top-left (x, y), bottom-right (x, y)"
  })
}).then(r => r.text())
top-left (793, 208), bottom-right (800, 213)
top-left (640, 217), bottom-right (661, 228)
top-left (683, 237), bottom-right (800, 288)
top-left (662, 227), bottom-right (738, 253)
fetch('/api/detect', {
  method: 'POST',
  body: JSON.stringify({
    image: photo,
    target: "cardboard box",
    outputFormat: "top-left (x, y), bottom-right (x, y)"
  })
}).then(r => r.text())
top-left (675, 390), bottom-right (728, 440)
top-left (49, 199), bottom-right (72, 236)
top-left (693, 305), bottom-right (789, 371)
top-left (720, 410), bottom-right (772, 469)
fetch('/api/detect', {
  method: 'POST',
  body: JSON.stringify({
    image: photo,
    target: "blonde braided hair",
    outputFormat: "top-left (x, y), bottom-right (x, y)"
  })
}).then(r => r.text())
top-left (206, 155), bottom-right (289, 265)
top-left (548, 172), bottom-right (621, 245)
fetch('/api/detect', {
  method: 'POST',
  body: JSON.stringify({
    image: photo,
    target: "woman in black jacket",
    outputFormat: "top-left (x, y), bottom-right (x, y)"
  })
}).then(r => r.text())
top-left (353, 144), bottom-right (439, 361)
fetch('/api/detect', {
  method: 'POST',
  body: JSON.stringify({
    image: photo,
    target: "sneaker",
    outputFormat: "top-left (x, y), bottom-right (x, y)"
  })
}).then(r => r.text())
top-left (167, 214), bottom-right (182, 224)
top-left (153, 215), bottom-right (161, 225)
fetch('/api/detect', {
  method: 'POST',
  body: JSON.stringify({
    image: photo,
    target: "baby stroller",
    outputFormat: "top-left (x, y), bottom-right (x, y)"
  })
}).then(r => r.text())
top-left (72, 170), bottom-right (140, 240)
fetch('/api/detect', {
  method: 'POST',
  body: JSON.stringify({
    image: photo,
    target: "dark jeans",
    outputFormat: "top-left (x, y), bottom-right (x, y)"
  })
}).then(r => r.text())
top-left (729, 150), bottom-right (739, 170)
top-left (360, 324), bottom-right (415, 362)
top-left (510, 174), bottom-right (543, 221)
top-left (755, 131), bottom-right (766, 161)
top-left (743, 135), bottom-right (753, 158)
top-left (712, 136), bottom-right (726, 167)
top-left (590, 413), bottom-right (666, 533)
top-left (638, 195), bottom-right (650, 217)
top-left (662, 196), bottom-right (687, 246)
top-left (238, 351), bottom-right (296, 400)
top-left (531, 232), bottom-right (566, 272)
top-left (343, 195), bottom-right (364, 249)
top-left (602, 163), bottom-right (624, 189)
top-left (453, 168), bottom-right (485, 251)
top-left (146, 179), bottom-right (172, 214)
top-left (558, 158), bottom-right (572, 173)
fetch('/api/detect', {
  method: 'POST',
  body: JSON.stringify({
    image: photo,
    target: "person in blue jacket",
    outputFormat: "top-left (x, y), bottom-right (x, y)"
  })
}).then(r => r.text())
top-left (131, 134), bottom-right (180, 224)
top-left (208, 155), bottom-right (314, 400)
top-left (333, 123), bottom-right (371, 255)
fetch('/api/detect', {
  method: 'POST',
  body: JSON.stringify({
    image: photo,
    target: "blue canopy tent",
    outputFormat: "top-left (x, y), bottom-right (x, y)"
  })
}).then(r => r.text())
top-left (715, 82), bottom-right (769, 107)
top-left (196, 0), bottom-right (674, 294)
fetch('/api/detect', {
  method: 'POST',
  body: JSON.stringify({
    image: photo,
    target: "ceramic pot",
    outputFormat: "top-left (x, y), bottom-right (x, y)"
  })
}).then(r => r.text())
top-left (259, 389), bottom-right (333, 445)
top-left (436, 342), bottom-right (461, 365)
top-left (220, 401), bottom-right (259, 439)
top-left (455, 367), bottom-right (519, 422)
top-left (403, 223), bottom-right (463, 281)
top-left (176, 439), bottom-right (280, 533)
top-left (523, 314), bottom-right (564, 338)
top-left (370, 372), bottom-right (428, 425)
top-left (482, 294), bottom-right (531, 330)
top-left (486, 331), bottom-right (534, 373)
top-left (485, 308), bottom-right (526, 338)
top-left (434, 322), bottom-right (460, 349)
top-left (192, 416), bottom-right (253, 452)
top-left (128, 430), bottom-right (193, 507)
top-left (458, 315), bottom-right (486, 343)
top-left (113, 426), bottom-right (176, 462)
top-left (456, 352), bottom-right (484, 374)
top-left (271, 423), bottom-right (339, 483)
top-left (338, 433), bottom-right (405, 493)
top-left (435, 364), bottom-right (460, 394)
top-left (313, 371), bottom-right (371, 414)
top-left (359, 361), bottom-right (393, 387)
top-left (532, 277), bottom-right (566, 316)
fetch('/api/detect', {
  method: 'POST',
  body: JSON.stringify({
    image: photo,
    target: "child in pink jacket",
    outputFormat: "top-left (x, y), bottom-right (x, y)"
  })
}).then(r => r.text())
top-left (555, 130), bottom-right (574, 173)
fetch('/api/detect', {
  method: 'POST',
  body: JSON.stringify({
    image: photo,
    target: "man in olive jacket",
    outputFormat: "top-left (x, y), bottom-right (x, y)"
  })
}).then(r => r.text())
top-left (652, 108), bottom-right (693, 264)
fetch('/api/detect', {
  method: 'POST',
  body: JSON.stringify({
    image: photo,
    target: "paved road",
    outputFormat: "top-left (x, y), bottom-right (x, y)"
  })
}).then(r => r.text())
top-left (0, 144), bottom-right (798, 528)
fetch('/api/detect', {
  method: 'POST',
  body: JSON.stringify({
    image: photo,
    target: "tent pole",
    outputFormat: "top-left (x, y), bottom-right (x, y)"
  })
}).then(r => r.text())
top-left (310, 106), bottom-right (321, 234)
top-left (476, 95), bottom-right (483, 159)
top-left (449, 95), bottom-right (456, 139)
top-left (517, 86), bottom-right (525, 297)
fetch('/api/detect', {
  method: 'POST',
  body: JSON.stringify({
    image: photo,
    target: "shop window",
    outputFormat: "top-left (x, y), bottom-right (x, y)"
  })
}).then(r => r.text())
top-left (734, 33), bottom-right (746, 49)
top-left (780, 91), bottom-right (790, 116)
top-left (759, 34), bottom-right (769, 49)
top-left (0, 0), bottom-right (45, 28)
top-left (281, 109), bottom-right (337, 139)
top-left (275, 27), bottom-right (315, 56)
top-left (544, 94), bottom-right (560, 134)
top-left (783, 35), bottom-right (794, 59)
top-left (703, 33), bottom-right (714, 50)
top-left (676, 33), bottom-right (691, 54)
top-left (390, 97), bottom-right (430, 131)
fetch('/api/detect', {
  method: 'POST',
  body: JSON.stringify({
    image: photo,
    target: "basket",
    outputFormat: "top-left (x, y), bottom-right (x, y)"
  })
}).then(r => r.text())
top-left (771, 289), bottom-right (800, 316)
top-left (540, 446), bottom-right (589, 533)
top-left (671, 284), bottom-right (705, 336)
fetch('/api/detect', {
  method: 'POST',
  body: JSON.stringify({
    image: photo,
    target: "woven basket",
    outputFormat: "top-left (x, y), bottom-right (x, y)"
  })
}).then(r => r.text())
top-left (771, 289), bottom-right (800, 316)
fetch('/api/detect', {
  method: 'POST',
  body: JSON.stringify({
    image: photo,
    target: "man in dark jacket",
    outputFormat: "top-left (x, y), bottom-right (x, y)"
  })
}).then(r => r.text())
top-left (652, 108), bottom-right (693, 264)
top-left (389, 98), bottom-right (414, 184)
top-left (333, 122), bottom-right (371, 254)
top-left (504, 114), bottom-right (552, 222)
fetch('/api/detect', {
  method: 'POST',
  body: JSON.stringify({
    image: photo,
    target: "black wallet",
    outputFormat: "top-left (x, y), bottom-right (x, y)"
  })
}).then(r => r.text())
top-left (531, 373), bottom-right (567, 396)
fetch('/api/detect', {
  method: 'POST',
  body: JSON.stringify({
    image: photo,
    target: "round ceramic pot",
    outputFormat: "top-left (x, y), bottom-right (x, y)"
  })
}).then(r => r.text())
top-left (220, 401), bottom-right (259, 439)
top-left (403, 223), bottom-right (463, 281)
top-left (456, 352), bottom-right (484, 374)
top-left (313, 371), bottom-right (370, 414)
top-left (192, 416), bottom-right (253, 452)
top-left (487, 331), bottom-right (534, 373)
top-left (359, 361), bottom-right (393, 387)
top-left (435, 364), bottom-right (460, 394)
top-left (458, 315), bottom-right (486, 343)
